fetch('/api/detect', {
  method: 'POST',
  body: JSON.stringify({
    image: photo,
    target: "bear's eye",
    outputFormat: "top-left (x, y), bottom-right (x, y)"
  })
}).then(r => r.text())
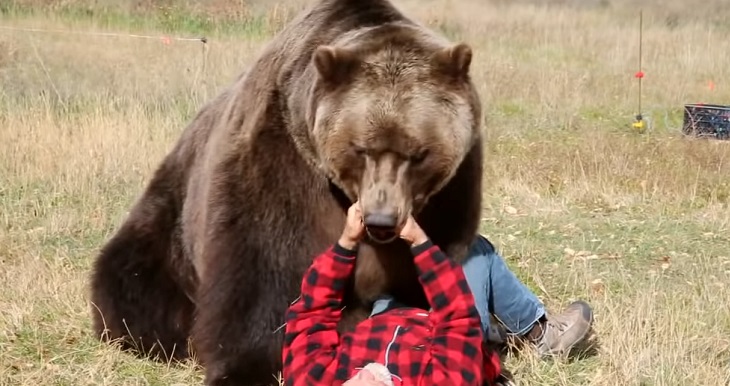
top-left (410, 149), bottom-right (429, 165)
top-left (350, 143), bottom-right (367, 156)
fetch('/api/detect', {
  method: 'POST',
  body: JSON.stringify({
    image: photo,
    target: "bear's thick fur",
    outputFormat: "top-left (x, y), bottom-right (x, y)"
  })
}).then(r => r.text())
top-left (89, 0), bottom-right (484, 384)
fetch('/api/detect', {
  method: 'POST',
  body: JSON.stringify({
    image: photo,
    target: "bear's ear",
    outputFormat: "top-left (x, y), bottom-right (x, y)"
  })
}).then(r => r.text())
top-left (432, 43), bottom-right (473, 79)
top-left (313, 45), bottom-right (360, 84)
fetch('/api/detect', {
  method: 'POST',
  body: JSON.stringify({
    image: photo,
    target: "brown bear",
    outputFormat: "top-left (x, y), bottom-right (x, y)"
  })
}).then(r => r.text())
top-left (89, 0), bottom-right (484, 385)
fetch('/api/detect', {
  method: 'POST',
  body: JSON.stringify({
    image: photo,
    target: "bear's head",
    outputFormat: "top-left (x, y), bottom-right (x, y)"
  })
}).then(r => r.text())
top-left (306, 27), bottom-right (482, 244)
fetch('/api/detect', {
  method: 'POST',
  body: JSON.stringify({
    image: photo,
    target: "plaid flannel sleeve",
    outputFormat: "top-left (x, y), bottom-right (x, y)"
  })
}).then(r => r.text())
top-left (281, 243), bottom-right (357, 386)
top-left (412, 239), bottom-right (497, 386)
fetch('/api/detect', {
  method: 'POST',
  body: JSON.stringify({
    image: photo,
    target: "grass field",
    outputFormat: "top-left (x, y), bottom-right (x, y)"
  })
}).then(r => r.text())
top-left (1, 0), bottom-right (729, 385)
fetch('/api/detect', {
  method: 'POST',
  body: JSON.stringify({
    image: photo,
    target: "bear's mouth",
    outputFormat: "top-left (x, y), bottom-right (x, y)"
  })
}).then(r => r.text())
top-left (365, 226), bottom-right (399, 244)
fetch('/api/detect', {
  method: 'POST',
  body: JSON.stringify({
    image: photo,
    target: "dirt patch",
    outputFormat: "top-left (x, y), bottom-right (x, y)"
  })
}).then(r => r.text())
top-left (0, 39), bottom-right (19, 70)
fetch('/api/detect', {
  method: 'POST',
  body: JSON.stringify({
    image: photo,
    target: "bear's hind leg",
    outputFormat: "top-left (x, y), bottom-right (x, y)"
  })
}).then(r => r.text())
top-left (90, 201), bottom-right (195, 362)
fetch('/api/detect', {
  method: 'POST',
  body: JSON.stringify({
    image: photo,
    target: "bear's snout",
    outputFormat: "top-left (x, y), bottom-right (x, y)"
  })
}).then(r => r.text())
top-left (363, 211), bottom-right (397, 229)
top-left (363, 210), bottom-right (398, 229)
top-left (362, 207), bottom-right (400, 244)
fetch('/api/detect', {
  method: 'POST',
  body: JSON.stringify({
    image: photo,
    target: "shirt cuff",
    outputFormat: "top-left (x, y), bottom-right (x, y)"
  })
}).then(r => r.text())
top-left (333, 242), bottom-right (358, 259)
top-left (411, 239), bottom-right (434, 257)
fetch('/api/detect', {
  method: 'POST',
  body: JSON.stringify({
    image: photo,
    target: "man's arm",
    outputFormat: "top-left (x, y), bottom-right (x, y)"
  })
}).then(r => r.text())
top-left (412, 239), bottom-right (499, 386)
top-left (281, 243), bottom-right (357, 386)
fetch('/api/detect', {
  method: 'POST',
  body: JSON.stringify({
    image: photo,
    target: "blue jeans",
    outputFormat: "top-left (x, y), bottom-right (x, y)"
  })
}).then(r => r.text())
top-left (371, 235), bottom-right (546, 339)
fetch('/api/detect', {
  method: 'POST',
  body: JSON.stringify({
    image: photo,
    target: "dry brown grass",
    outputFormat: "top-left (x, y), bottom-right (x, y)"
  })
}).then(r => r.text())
top-left (1, 0), bottom-right (729, 385)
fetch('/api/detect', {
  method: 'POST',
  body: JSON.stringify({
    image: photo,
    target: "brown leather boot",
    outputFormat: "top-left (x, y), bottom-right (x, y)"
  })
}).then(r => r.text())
top-left (528, 300), bottom-right (594, 357)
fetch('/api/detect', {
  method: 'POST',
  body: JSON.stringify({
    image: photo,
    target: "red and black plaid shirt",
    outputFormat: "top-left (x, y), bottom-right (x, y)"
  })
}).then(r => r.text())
top-left (282, 239), bottom-right (502, 386)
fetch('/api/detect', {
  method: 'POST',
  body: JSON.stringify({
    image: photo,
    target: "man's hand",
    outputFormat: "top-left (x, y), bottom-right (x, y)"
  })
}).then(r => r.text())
top-left (398, 215), bottom-right (429, 247)
top-left (338, 201), bottom-right (365, 250)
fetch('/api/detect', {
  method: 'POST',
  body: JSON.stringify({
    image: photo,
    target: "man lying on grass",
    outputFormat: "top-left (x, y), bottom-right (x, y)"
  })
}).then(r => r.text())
top-left (281, 201), bottom-right (505, 386)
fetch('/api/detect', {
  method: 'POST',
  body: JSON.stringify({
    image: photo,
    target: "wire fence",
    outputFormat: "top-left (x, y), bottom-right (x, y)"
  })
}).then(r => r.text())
top-left (0, 23), bottom-right (213, 109)
top-left (0, 25), bottom-right (208, 44)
